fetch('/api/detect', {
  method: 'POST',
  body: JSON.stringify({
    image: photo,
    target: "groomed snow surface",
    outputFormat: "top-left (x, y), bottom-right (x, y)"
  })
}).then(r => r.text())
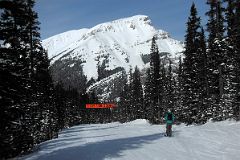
top-left (21, 119), bottom-right (240, 160)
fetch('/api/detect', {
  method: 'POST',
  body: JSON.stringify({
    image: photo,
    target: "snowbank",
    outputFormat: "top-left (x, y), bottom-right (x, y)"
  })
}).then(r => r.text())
top-left (125, 119), bottom-right (150, 125)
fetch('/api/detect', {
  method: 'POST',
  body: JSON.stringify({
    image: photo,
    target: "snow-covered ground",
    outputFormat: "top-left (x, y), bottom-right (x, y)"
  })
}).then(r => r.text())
top-left (21, 119), bottom-right (240, 160)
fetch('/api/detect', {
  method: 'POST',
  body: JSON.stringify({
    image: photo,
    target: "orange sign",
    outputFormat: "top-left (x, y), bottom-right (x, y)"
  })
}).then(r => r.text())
top-left (86, 103), bottom-right (116, 109)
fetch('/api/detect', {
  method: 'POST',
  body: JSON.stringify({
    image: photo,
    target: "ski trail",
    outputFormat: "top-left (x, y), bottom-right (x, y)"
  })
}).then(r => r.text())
top-left (20, 120), bottom-right (240, 160)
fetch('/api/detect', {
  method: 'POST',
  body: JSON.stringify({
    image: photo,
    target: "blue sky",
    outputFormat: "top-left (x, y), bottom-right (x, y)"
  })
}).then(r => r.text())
top-left (35, 0), bottom-right (208, 41)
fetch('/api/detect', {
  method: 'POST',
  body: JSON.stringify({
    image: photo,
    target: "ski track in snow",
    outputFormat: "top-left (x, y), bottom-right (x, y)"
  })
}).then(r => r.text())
top-left (20, 120), bottom-right (240, 160)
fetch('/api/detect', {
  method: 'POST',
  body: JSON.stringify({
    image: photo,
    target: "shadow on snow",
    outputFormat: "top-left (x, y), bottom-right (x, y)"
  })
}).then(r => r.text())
top-left (29, 132), bottom-right (164, 160)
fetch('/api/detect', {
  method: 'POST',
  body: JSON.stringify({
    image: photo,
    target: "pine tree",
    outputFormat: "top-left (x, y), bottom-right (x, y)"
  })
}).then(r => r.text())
top-left (225, 0), bottom-right (236, 38)
top-left (79, 92), bottom-right (90, 124)
top-left (165, 60), bottom-right (175, 110)
top-left (114, 70), bottom-right (128, 122)
top-left (0, 1), bottom-right (60, 158)
top-left (127, 66), bottom-right (134, 121)
top-left (223, 0), bottom-right (236, 120)
top-left (195, 27), bottom-right (209, 123)
top-left (159, 59), bottom-right (166, 117)
top-left (0, 0), bottom-right (35, 158)
top-left (146, 36), bottom-right (162, 123)
top-left (144, 68), bottom-right (153, 120)
top-left (182, 3), bottom-right (202, 124)
top-left (22, 0), bottom-right (60, 145)
top-left (159, 60), bottom-right (167, 116)
top-left (175, 57), bottom-right (184, 123)
top-left (206, 0), bottom-right (227, 121)
top-left (132, 66), bottom-right (144, 119)
top-left (54, 82), bottom-right (67, 130)
top-left (232, 0), bottom-right (240, 120)
top-left (32, 50), bottom-right (59, 143)
top-left (118, 81), bottom-right (130, 122)
top-left (113, 70), bottom-right (127, 121)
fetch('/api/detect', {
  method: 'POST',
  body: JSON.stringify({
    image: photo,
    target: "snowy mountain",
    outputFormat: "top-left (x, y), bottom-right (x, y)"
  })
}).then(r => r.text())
top-left (21, 120), bottom-right (240, 160)
top-left (43, 15), bottom-right (184, 79)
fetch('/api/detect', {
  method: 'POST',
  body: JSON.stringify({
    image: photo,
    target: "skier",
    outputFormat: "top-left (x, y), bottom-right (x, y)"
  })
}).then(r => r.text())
top-left (164, 109), bottom-right (175, 137)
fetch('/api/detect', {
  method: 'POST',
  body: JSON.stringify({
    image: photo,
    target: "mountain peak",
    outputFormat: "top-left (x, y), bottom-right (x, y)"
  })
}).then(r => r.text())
top-left (111, 15), bottom-right (151, 24)
top-left (42, 15), bottom-right (184, 81)
top-left (87, 15), bottom-right (153, 36)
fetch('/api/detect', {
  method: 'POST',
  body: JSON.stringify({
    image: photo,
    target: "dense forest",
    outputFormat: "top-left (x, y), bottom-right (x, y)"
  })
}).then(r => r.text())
top-left (0, 0), bottom-right (239, 159)
top-left (117, 0), bottom-right (240, 124)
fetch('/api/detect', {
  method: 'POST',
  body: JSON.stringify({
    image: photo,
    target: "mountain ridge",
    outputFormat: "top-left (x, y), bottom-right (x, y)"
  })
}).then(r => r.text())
top-left (42, 15), bottom-right (184, 98)
top-left (42, 15), bottom-right (184, 79)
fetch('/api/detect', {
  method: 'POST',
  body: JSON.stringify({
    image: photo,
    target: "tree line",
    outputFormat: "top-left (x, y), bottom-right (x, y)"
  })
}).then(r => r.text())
top-left (0, 0), bottom-right (109, 159)
top-left (181, 0), bottom-right (240, 123)
top-left (116, 37), bottom-right (179, 124)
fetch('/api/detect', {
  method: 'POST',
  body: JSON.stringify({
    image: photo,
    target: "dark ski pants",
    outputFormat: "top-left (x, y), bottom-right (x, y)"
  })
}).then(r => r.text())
top-left (166, 124), bottom-right (172, 137)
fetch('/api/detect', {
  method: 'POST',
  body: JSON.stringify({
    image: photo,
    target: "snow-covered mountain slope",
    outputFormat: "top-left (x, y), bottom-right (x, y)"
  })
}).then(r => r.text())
top-left (42, 15), bottom-right (184, 80)
top-left (43, 29), bottom-right (88, 59)
top-left (21, 120), bottom-right (240, 160)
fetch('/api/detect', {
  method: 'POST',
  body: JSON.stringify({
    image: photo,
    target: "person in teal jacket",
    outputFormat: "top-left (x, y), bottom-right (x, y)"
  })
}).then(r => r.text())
top-left (164, 109), bottom-right (175, 137)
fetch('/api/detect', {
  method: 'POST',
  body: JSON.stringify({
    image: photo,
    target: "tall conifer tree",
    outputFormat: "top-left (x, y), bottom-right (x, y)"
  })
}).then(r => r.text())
top-left (232, 0), bottom-right (240, 120)
top-left (182, 3), bottom-right (202, 124)
top-left (149, 36), bottom-right (162, 123)
top-left (132, 66), bottom-right (144, 119)
top-left (206, 0), bottom-right (227, 120)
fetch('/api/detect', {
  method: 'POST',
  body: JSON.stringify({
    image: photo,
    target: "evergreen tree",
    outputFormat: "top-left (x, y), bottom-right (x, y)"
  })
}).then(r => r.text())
top-left (79, 92), bottom-right (90, 124)
top-left (206, 0), bottom-right (227, 121)
top-left (54, 82), bottom-right (67, 130)
top-left (232, 0), bottom-right (240, 120)
top-left (118, 79), bottom-right (130, 122)
top-left (128, 66), bottom-right (136, 121)
top-left (132, 66), bottom-right (144, 119)
top-left (33, 50), bottom-right (59, 143)
top-left (144, 68), bottom-right (153, 120)
top-left (146, 36), bottom-right (162, 123)
top-left (22, 0), bottom-right (60, 145)
top-left (113, 70), bottom-right (128, 121)
top-left (223, 0), bottom-right (236, 120)
top-left (175, 57), bottom-right (184, 123)
top-left (195, 27), bottom-right (210, 123)
top-left (0, 0), bottom-right (35, 157)
top-left (225, 0), bottom-right (236, 38)
top-left (0, 1), bottom-right (60, 158)
top-left (182, 3), bottom-right (202, 124)
top-left (88, 90), bottom-right (99, 123)
top-left (165, 60), bottom-right (175, 110)
top-left (159, 60), bottom-right (167, 116)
